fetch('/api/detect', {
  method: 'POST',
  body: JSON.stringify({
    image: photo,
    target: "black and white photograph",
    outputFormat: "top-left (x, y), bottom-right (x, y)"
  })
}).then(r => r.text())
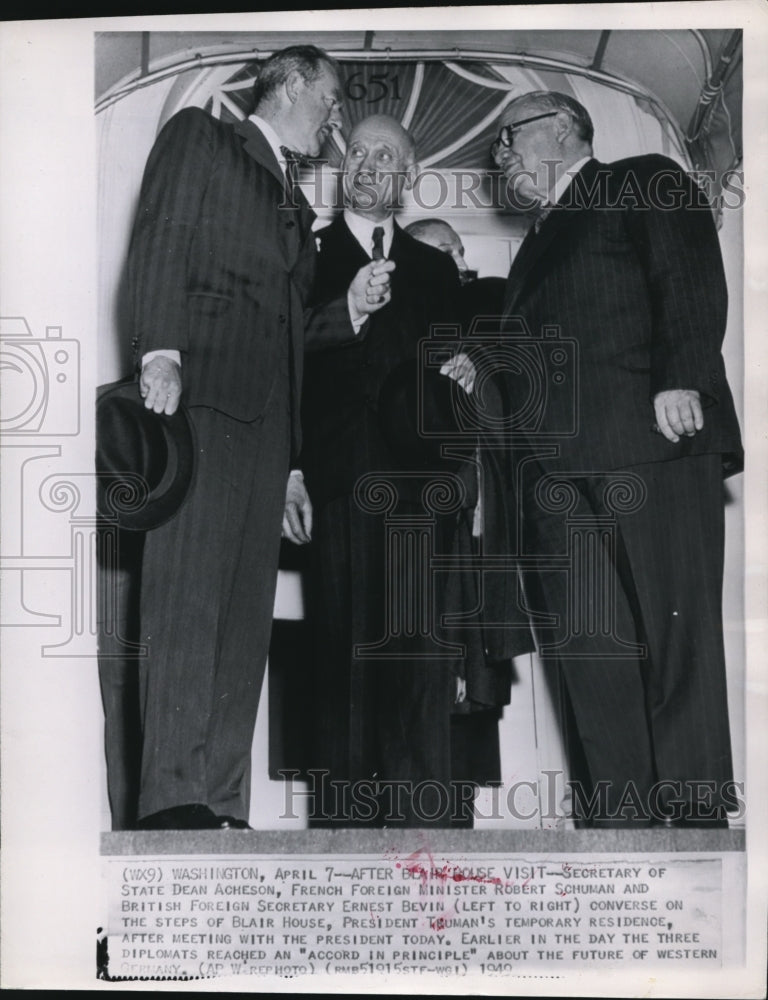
top-left (1, 4), bottom-right (767, 994)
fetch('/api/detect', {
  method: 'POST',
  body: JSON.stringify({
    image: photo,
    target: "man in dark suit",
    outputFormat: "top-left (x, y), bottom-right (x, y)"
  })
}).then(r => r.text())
top-left (287, 115), bottom-right (531, 827)
top-left (121, 46), bottom-right (393, 831)
top-left (493, 91), bottom-right (743, 826)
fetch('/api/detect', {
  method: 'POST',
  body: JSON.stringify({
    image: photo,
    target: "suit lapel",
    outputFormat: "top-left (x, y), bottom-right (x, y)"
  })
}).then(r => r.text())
top-left (504, 158), bottom-right (601, 315)
top-left (388, 224), bottom-right (421, 305)
top-left (315, 215), bottom-right (369, 298)
top-left (334, 214), bottom-right (372, 275)
top-left (234, 118), bottom-right (321, 268)
top-left (233, 118), bottom-right (285, 188)
top-left (296, 181), bottom-right (317, 239)
top-left (388, 224), bottom-right (406, 295)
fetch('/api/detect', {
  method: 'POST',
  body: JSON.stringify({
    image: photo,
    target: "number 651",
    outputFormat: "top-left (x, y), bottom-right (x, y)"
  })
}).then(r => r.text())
top-left (345, 71), bottom-right (402, 102)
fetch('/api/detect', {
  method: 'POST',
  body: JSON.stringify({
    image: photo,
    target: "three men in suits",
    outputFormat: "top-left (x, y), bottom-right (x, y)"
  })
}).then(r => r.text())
top-left (121, 46), bottom-right (391, 830)
top-left (494, 91), bottom-right (743, 826)
top-left (288, 115), bottom-right (530, 827)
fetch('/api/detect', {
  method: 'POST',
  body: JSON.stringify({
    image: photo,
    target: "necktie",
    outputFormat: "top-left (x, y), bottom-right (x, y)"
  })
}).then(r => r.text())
top-left (280, 145), bottom-right (311, 191)
top-left (534, 204), bottom-right (553, 234)
top-left (279, 145), bottom-right (311, 168)
top-left (371, 225), bottom-right (385, 260)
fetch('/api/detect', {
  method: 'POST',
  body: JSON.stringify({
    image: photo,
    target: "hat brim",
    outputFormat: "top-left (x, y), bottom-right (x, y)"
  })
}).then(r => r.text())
top-left (96, 378), bottom-right (195, 532)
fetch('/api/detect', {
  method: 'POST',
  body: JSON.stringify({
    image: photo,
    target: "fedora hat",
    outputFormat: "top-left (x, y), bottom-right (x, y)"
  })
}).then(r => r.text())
top-left (378, 359), bottom-right (469, 469)
top-left (96, 378), bottom-right (195, 531)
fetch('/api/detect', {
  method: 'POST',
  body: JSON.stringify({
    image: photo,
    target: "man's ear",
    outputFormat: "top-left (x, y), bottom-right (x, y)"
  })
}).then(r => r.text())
top-left (554, 110), bottom-right (573, 144)
top-left (284, 69), bottom-right (304, 105)
top-left (403, 161), bottom-right (420, 191)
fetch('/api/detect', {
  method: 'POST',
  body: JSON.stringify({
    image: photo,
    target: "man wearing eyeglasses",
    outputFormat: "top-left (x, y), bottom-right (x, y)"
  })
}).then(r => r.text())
top-left (492, 91), bottom-right (743, 828)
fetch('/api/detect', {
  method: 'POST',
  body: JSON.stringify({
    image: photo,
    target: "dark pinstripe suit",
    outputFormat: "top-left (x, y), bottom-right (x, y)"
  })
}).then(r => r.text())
top-left (301, 216), bottom-right (524, 826)
top-left (503, 155), bottom-right (743, 824)
top-left (124, 108), bottom-right (346, 823)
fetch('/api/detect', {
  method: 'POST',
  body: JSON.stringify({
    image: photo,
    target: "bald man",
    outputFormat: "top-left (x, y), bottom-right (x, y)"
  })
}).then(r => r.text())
top-left (404, 218), bottom-right (473, 281)
top-left (291, 116), bottom-right (527, 827)
top-left (405, 217), bottom-right (508, 330)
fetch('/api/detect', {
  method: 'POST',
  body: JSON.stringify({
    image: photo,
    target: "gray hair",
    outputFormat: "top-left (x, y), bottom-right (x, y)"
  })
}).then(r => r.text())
top-left (252, 45), bottom-right (338, 111)
top-left (509, 90), bottom-right (594, 145)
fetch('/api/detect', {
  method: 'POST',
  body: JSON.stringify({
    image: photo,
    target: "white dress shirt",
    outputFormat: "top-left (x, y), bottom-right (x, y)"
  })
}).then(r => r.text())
top-left (247, 113), bottom-right (289, 178)
top-left (343, 209), bottom-right (395, 258)
top-left (547, 155), bottom-right (593, 208)
top-left (344, 210), bottom-right (395, 331)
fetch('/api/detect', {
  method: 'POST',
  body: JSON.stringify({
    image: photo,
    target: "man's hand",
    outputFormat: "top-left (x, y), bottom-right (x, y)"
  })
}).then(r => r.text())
top-left (440, 351), bottom-right (476, 394)
top-left (283, 471), bottom-right (313, 545)
top-left (653, 389), bottom-right (703, 443)
top-left (139, 356), bottom-right (183, 415)
top-left (348, 259), bottom-right (396, 317)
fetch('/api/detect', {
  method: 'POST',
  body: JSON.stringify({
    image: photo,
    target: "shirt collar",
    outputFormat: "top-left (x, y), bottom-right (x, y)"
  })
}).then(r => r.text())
top-left (248, 114), bottom-right (288, 177)
top-left (344, 209), bottom-right (395, 258)
top-left (549, 156), bottom-right (593, 206)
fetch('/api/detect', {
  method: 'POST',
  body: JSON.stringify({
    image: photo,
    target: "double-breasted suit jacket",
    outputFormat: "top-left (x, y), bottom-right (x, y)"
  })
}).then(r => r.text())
top-left (501, 154), bottom-right (743, 821)
top-left (300, 216), bottom-right (532, 825)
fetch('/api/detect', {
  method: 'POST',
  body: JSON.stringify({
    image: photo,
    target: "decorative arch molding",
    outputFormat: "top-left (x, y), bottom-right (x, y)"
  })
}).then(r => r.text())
top-left (99, 49), bottom-right (689, 174)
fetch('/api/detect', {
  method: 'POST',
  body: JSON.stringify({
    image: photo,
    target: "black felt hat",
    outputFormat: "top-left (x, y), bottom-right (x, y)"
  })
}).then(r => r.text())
top-left (378, 359), bottom-right (469, 469)
top-left (96, 378), bottom-right (195, 531)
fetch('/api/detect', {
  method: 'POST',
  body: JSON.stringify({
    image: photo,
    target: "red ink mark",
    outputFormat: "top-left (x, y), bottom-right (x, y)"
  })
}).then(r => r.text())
top-left (385, 840), bottom-right (527, 893)
top-left (398, 844), bottom-right (439, 887)
top-left (404, 862), bottom-right (505, 887)
top-left (429, 904), bottom-right (458, 932)
top-left (391, 854), bottom-right (506, 888)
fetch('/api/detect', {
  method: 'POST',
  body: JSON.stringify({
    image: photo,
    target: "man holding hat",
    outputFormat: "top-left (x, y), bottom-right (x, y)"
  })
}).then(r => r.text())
top-left (115, 47), bottom-right (393, 831)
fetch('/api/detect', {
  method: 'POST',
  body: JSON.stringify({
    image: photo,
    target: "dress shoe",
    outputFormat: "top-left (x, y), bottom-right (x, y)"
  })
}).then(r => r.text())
top-left (659, 816), bottom-right (729, 829)
top-left (656, 806), bottom-right (729, 829)
top-left (137, 803), bottom-right (232, 830)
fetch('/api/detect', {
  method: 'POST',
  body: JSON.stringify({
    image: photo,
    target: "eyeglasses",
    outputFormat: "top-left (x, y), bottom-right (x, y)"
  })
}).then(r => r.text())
top-left (491, 111), bottom-right (558, 158)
